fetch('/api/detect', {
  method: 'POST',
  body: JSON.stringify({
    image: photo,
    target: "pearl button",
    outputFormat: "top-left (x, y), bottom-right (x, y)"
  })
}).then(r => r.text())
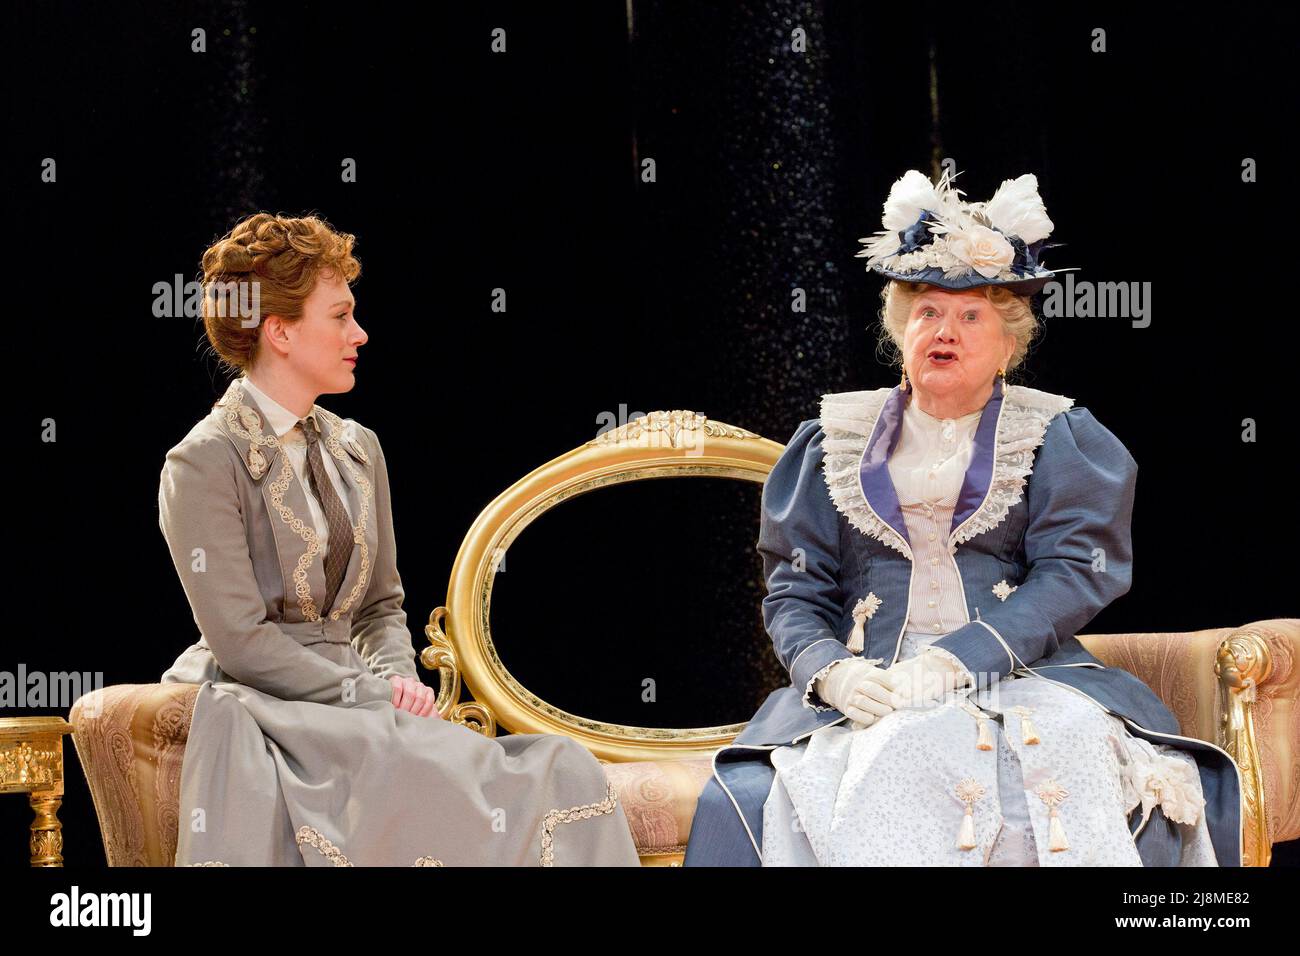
top-left (930, 580), bottom-right (939, 589)
top-left (933, 624), bottom-right (943, 633)
top-left (927, 600), bottom-right (936, 608)
top-left (928, 532), bottom-right (936, 541)
top-left (930, 557), bottom-right (940, 566)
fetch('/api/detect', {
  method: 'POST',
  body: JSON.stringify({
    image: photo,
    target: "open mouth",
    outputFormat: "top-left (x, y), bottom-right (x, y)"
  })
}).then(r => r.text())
top-left (928, 351), bottom-right (957, 366)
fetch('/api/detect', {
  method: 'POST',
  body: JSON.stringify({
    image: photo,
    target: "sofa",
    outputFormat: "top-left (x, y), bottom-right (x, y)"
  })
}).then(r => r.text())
top-left (69, 410), bottom-right (1300, 866)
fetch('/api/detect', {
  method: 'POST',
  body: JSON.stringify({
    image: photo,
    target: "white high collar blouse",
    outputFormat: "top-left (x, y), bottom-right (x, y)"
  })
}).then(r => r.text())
top-left (887, 398), bottom-right (983, 505)
top-left (238, 375), bottom-right (355, 550)
top-left (886, 395), bottom-right (983, 660)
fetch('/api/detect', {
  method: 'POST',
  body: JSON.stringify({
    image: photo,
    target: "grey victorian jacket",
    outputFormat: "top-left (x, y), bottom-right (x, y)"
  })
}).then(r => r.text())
top-left (683, 379), bottom-right (1244, 867)
top-left (155, 377), bottom-right (642, 866)
top-left (159, 376), bottom-right (420, 706)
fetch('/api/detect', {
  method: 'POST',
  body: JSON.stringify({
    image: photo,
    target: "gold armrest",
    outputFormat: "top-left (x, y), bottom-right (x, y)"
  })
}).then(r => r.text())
top-left (1081, 618), bottom-right (1299, 866)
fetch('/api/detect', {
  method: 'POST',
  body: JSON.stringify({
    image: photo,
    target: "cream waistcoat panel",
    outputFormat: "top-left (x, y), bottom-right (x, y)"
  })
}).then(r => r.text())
top-left (239, 375), bottom-right (355, 554)
top-left (886, 398), bottom-right (981, 639)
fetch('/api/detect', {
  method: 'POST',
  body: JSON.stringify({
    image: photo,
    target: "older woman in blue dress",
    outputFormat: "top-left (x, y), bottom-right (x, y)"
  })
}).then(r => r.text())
top-left (684, 169), bottom-right (1243, 867)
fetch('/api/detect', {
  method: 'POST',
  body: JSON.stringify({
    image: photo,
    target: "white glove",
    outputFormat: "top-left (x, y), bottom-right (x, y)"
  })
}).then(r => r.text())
top-left (881, 650), bottom-right (971, 709)
top-left (814, 658), bottom-right (898, 730)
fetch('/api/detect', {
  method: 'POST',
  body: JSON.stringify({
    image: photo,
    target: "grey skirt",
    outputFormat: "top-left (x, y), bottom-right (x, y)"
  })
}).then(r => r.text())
top-left (163, 642), bottom-right (640, 867)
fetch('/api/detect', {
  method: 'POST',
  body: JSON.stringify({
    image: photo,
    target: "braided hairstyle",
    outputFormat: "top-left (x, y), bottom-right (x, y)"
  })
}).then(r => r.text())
top-left (200, 212), bottom-right (360, 374)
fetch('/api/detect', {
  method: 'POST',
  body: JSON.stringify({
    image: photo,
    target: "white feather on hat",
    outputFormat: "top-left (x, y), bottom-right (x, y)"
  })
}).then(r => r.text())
top-left (881, 169), bottom-right (941, 231)
top-left (982, 173), bottom-right (1054, 245)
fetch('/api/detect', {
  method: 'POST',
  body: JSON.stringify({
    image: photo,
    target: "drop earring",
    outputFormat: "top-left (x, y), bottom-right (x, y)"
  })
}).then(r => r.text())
top-left (900, 368), bottom-right (910, 392)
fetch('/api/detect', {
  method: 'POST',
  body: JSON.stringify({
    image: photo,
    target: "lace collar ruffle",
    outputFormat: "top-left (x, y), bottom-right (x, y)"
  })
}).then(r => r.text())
top-left (819, 383), bottom-right (1074, 560)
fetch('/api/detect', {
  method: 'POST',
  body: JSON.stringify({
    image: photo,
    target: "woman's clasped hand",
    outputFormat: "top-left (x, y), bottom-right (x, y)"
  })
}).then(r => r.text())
top-left (816, 653), bottom-right (967, 729)
top-left (815, 658), bottom-right (897, 729)
top-left (389, 675), bottom-right (441, 717)
top-left (883, 652), bottom-right (968, 708)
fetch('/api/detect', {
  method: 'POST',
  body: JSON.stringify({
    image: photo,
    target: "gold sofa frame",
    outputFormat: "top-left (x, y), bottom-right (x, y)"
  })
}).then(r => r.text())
top-left (423, 409), bottom-right (1293, 867)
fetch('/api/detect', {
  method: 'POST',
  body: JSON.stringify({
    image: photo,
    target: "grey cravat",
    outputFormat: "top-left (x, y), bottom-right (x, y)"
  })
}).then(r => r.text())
top-left (298, 416), bottom-right (353, 616)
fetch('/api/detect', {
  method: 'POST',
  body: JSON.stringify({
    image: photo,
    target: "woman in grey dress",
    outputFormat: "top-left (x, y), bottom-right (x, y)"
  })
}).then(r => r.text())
top-left (159, 212), bottom-right (640, 866)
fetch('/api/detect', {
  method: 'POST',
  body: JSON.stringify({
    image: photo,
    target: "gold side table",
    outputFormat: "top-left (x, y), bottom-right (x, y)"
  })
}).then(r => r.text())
top-left (1, 717), bottom-right (74, 866)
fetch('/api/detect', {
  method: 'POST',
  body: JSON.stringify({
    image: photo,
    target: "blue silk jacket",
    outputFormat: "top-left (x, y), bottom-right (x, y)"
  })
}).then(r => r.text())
top-left (684, 378), bottom-right (1243, 867)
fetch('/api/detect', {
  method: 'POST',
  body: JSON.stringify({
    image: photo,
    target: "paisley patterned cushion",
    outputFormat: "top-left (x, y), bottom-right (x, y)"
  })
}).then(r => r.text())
top-left (68, 683), bottom-right (197, 867)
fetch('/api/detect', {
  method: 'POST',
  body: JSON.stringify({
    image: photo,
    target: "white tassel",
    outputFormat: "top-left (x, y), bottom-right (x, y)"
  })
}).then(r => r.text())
top-left (1021, 715), bottom-right (1041, 745)
top-left (1035, 780), bottom-right (1070, 852)
top-left (954, 778), bottom-right (985, 851)
top-left (957, 699), bottom-right (994, 751)
top-left (1011, 705), bottom-right (1040, 745)
top-left (847, 594), bottom-right (881, 654)
top-left (957, 809), bottom-right (977, 850)
top-left (1047, 811), bottom-right (1070, 852)
top-left (847, 618), bottom-right (865, 654)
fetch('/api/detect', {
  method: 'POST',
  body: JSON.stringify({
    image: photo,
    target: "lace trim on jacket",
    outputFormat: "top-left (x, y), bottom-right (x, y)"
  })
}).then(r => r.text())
top-left (819, 389), bottom-right (910, 557)
top-left (818, 385), bottom-right (1074, 556)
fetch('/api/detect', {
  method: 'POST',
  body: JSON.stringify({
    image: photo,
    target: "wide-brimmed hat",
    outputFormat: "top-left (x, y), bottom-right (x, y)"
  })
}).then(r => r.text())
top-left (856, 168), bottom-right (1070, 296)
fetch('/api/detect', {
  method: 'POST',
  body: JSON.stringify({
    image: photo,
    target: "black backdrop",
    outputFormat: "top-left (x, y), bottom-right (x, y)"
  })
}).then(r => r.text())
top-left (6, 1), bottom-right (1296, 867)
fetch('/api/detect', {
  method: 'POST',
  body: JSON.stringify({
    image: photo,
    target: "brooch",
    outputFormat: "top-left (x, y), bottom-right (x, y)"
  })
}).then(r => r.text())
top-left (246, 446), bottom-right (267, 479)
top-left (237, 405), bottom-right (262, 432)
top-left (992, 579), bottom-right (1018, 602)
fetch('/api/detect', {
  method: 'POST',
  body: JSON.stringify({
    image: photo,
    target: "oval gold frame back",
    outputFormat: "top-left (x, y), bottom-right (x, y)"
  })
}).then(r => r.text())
top-left (425, 410), bottom-right (783, 762)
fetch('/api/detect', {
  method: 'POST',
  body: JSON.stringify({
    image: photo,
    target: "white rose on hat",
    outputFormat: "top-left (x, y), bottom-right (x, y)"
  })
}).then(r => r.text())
top-left (946, 225), bottom-right (1015, 279)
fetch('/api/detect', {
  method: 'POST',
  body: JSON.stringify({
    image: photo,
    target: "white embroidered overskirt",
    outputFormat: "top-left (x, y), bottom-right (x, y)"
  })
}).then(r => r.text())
top-left (762, 650), bottom-right (1219, 867)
